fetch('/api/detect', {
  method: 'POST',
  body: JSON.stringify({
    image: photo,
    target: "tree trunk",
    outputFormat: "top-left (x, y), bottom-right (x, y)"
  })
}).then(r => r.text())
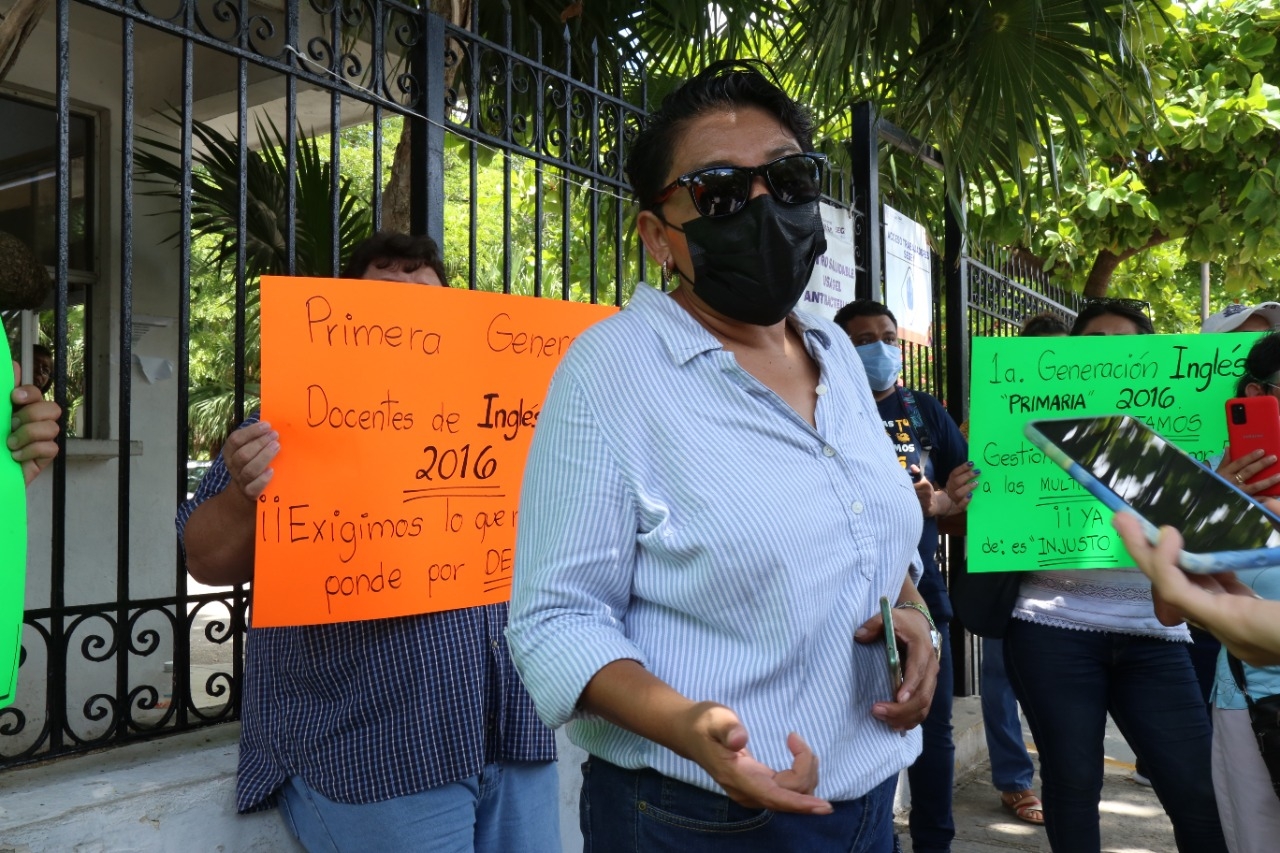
top-left (381, 127), bottom-right (414, 234)
top-left (380, 0), bottom-right (471, 234)
top-left (1081, 231), bottom-right (1173, 297)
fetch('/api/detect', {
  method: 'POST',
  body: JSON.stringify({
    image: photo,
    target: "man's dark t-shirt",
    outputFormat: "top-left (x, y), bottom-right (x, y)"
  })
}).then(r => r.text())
top-left (875, 387), bottom-right (968, 622)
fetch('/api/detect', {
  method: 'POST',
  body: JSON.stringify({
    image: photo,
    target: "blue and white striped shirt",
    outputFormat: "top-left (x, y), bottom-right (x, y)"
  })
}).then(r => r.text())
top-left (177, 418), bottom-right (556, 813)
top-left (508, 284), bottom-right (924, 801)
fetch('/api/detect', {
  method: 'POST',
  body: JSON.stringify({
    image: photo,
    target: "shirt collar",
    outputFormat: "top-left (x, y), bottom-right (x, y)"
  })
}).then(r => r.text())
top-left (627, 283), bottom-right (834, 366)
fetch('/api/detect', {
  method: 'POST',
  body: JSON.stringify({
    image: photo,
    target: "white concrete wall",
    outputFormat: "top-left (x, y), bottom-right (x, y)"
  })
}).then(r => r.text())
top-left (0, 725), bottom-right (581, 852)
top-left (0, 725), bottom-right (299, 852)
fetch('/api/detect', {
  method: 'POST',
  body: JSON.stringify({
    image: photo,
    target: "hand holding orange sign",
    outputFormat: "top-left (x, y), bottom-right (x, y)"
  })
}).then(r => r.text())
top-left (254, 276), bottom-right (615, 627)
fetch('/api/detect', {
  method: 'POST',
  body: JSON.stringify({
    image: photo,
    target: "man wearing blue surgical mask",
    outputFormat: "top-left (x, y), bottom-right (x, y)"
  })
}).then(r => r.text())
top-left (834, 298), bottom-right (976, 853)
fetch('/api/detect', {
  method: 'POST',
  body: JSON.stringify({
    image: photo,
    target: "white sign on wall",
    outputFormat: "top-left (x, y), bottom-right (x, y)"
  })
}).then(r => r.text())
top-left (883, 204), bottom-right (933, 346)
top-left (799, 201), bottom-right (858, 321)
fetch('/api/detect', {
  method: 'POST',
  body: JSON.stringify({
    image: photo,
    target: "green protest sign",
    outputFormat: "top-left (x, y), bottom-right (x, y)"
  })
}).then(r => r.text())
top-left (0, 360), bottom-right (24, 708)
top-left (968, 333), bottom-right (1253, 572)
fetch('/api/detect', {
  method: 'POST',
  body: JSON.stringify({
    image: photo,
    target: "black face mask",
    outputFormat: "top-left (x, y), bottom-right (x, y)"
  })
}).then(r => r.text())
top-left (669, 195), bottom-right (827, 326)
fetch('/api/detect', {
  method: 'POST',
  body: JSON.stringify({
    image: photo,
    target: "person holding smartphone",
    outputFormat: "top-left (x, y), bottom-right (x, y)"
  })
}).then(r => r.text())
top-left (1001, 299), bottom-right (1227, 853)
top-left (508, 62), bottom-right (940, 853)
top-left (1178, 330), bottom-right (1280, 852)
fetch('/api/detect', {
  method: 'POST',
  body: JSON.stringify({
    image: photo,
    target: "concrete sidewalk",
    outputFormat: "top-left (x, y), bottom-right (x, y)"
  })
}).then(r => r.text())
top-left (897, 697), bottom-right (1177, 852)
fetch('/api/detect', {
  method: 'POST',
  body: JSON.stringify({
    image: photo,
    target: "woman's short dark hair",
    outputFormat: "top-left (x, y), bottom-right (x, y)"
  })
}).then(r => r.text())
top-left (342, 232), bottom-right (447, 285)
top-left (625, 60), bottom-right (815, 212)
top-left (1020, 312), bottom-right (1070, 337)
top-left (1070, 300), bottom-right (1154, 336)
top-left (1238, 331), bottom-right (1280, 396)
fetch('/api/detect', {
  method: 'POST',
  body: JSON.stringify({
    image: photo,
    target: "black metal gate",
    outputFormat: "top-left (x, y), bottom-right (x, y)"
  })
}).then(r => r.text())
top-left (2, 0), bottom-right (657, 766)
top-left (1, 3), bottom-right (861, 768)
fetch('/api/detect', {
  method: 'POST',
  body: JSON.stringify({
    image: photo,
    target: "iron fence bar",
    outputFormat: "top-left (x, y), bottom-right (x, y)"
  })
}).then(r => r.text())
top-left (231, 39), bottom-right (250, 706)
top-left (116, 13), bottom-right (136, 738)
top-left (586, 40), bottom-right (599, 304)
top-left (501, 10), bottom-right (513, 295)
top-left (850, 101), bottom-right (880, 300)
top-left (423, 13), bottom-right (446, 251)
top-left (329, 6), bottom-right (342, 277)
top-left (369, 0), bottom-right (384, 232)
top-left (47, 0), bottom-right (72, 755)
top-left (559, 26), bottom-right (571, 300)
top-left (173, 8), bottom-right (196, 730)
top-left (531, 22), bottom-right (545, 298)
top-left (285, 0), bottom-right (298, 276)
top-left (636, 68), bottom-right (647, 286)
top-left (464, 32), bottom-right (479, 288)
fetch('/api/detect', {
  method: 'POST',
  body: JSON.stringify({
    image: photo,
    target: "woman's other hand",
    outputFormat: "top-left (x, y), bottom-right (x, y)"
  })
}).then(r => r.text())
top-left (580, 660), bottom-right (833, 815)
top-left (676, 702), bottom-right (832, 815)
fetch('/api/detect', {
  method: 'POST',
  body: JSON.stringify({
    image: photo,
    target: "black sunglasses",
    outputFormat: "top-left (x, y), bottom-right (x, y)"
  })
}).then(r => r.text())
top-left (651, 152), bottom-right (827, 219)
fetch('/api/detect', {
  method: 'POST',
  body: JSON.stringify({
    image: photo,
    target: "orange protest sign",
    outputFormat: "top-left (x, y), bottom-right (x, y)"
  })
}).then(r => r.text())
top-left (253, 276), bottom-right (616, 626)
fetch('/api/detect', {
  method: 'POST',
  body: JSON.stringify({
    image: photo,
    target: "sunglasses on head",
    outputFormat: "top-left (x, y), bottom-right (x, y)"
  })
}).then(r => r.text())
top-left (1079, 296), bottom-right (1153, 318)
top-left (651, 152), bottom-right (827, 219)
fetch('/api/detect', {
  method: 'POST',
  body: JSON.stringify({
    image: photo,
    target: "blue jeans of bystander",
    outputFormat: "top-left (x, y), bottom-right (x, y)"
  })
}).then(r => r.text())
top-left (1004, 620), bottom-right (1226, 853)
top-left (981, 636), bottom-right (1036, 793)
top-left (276, 760), bottom-right (561, 853)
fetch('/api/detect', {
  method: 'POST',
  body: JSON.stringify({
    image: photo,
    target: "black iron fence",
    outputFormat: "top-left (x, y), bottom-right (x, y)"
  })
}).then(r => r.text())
top-left (2, 0), bottom-right (659, 766)
top-left (942, 244), bottom-right (1080, 694)
top-left (2, 0), bottom-right (861, 767)
top-left (966, 247), bottom-right (1080, 341)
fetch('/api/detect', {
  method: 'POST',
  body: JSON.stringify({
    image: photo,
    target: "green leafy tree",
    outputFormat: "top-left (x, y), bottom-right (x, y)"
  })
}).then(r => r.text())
top-left (787, 0), bottom-right (1169, 219)
top-left (980, 0), bottom-right (1280, 316)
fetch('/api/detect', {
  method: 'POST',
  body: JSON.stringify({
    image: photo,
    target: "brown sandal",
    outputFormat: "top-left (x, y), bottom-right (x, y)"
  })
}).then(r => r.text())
top-left (1000, 790), bottom-right (1045, 825)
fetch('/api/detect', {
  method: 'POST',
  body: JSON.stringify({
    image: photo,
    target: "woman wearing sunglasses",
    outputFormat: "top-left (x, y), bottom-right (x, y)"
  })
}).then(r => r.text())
top-left (508, 61), bottom-right (938, 852)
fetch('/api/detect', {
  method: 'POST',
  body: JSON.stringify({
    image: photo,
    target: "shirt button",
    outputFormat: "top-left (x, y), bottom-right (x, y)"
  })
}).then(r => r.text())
top-left (823, 446), bottom-right (836, 457)
top-left (851, 501), bottom-right (864, 514)
top-left (815, 383), bottom-right (828, 396)
top-left (491, 640), bottom-right (500, 649)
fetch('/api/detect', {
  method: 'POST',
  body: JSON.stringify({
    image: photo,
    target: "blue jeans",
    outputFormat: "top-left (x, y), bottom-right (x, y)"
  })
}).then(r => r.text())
top-left (276, 761), bottom-right (561, 853)
top-left (905, 621), bottom-right (953, 853)
top-left (1004, 620), bottom-right (1226, 853)
top-left (981, 636), bottom-right (1035, 792)
top-left (580, 756), bottom-right (896, 853)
